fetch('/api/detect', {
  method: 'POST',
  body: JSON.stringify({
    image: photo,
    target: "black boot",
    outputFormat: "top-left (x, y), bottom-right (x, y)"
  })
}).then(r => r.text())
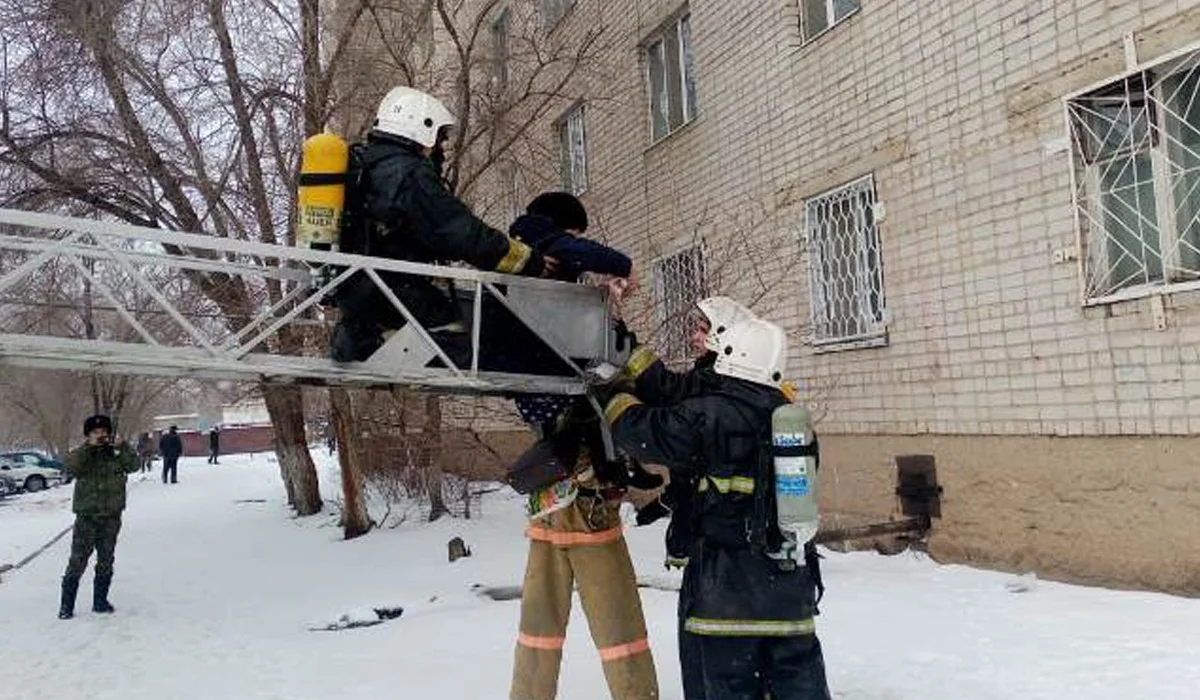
top-left (92, 574), bottom-right (115, 614)
top-left (58, 576), bottom-right (79, 620)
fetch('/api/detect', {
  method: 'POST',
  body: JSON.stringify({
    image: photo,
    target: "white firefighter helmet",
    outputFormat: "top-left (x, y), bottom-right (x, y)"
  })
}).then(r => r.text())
top-left (713, 317), bottom-right (787, 388)
top-left (374, 86), bottom-right (456, 149)
top-left (696, 296), bottom-right (757, 354)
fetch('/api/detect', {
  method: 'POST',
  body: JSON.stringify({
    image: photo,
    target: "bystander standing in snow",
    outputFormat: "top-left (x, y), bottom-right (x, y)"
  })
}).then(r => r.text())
top-left (59, 414), bottom-right (140, 620)
top-left (136, 432), bottom-right (154, 473)
top-left (208, 426), bottom-right (220, 465)
top-left (159, 426), bottom-right (183, 484)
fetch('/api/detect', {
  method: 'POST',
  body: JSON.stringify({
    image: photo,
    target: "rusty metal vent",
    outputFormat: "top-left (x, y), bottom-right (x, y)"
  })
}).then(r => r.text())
top-left (895, 455), bottom-right (943, 519)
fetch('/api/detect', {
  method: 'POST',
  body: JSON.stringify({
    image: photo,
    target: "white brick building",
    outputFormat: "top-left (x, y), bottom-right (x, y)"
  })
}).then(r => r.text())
top-left (344, 0), bottom-right (1200, 593)
top-left (501, 0), bottom-right (1200, 594)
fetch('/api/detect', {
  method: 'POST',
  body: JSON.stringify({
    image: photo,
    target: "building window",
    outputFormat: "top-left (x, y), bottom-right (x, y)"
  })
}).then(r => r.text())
top-left (542, 0), bottom-right (575, 31)
top-left (490, 8), bottom-right (510, 91)
top-left (645, 12), bottom-right (697, 143)
top-left (558, 104), bottom-right (587, 196)
top-left (803, 175), bottom-right (887, 348)
top-left (500, 162), bottom-right (522, 223)
top-left (801, 0), bottom-right (860, 41)
top-left (1067, 49), bottom-right (1200, 302)
top-left (652, 245), bottom-right (707, 363)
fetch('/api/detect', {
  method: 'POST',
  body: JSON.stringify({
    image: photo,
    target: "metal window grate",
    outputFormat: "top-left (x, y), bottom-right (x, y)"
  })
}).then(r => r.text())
top-left (1067, 49), bottom-right (1200, 303)
top-left (559, 105), bottom-right (587, 196)
top-left (803, 175), bottom-right (887, 347)
top-left (653, 245), bottom-right (707, 363)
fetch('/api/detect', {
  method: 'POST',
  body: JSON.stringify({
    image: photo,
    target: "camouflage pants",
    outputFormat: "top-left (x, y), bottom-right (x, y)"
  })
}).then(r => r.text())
top-left (64, 514), bottom-right (122, 580)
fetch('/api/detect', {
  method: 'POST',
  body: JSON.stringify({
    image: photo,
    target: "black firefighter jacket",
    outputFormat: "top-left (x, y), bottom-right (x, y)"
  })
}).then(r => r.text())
top-left (606, 371), bottom-right (821, 637)
top-left (344, 134), bottom-right (546, 329)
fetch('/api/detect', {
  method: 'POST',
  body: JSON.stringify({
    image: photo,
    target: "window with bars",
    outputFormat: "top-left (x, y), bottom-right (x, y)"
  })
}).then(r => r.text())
top-left (1067, 49), bottom-right (1200, 302)
top-left (801, 0), bottom-right (860, 41)
top-left (542, 0), bottom-right (575, 31)
top-left (558, 104), bottom-right (588, 196)
top-left (653, 245), bottom-right (707, 363)
top-left (803, 175), bottom-right (887, 347)
top-left (490, 8), bottom-right (510, 92)
top-left (645, 12), bottom-right (697, 143)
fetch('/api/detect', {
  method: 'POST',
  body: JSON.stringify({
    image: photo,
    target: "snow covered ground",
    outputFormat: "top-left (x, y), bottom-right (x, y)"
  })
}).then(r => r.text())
top-left (2, 452), bottom-right (1199, 700)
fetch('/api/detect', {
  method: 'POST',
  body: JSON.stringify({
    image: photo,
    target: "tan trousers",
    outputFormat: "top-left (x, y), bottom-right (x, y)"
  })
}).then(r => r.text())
top-left (510, 498), bottom-right (659, 700)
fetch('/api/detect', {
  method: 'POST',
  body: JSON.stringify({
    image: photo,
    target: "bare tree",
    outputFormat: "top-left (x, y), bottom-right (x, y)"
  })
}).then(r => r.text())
top-left (329, 387), bottom-right (372, 538)
top-left (312, 0), bottom-right (616, 521)
top-left (0, 0), bottom-right (398, 514)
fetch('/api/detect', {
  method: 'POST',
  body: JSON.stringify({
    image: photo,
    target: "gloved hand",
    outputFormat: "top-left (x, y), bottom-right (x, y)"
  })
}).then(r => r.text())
top-left (636, 497), bottom-right (672, 526)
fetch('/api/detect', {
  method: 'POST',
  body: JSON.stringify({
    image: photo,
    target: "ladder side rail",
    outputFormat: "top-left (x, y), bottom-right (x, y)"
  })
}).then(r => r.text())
top-left (0, 208), bottom-right (593, 296)
top-left (0, 234), bottom-right (309, 284)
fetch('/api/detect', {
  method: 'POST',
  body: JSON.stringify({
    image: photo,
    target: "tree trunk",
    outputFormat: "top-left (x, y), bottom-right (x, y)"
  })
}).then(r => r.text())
top-left (423, 394), bottom-right (449, 522)
top-left (330, 388), bottom-right (371, 539)
top-left (263, 384), bottom-right (322, 515)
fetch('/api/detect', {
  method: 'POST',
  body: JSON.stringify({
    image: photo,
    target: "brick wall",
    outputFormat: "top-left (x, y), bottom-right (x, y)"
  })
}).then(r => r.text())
top-left (546, 0), bottom-right (1200, 439)
top-left (332, 0), bottom-right (1200, 589)
top-left (172, 426), bottom-right (276, 458)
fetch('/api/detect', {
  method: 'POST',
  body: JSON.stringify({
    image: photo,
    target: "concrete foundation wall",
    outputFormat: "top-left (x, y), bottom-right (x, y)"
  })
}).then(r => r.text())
top-left (819, 433), bottom-right (1200, 594)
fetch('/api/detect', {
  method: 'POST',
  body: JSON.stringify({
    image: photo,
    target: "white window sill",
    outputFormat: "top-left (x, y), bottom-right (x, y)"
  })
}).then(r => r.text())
top-left (796, 8), bottom-right (862, 52)
top-left (808, 330), bottom-right (888, 354)
top-left (644, 115), bottom-right (703, 154)
top-left (1083, 278), bottom-right (1200, 307)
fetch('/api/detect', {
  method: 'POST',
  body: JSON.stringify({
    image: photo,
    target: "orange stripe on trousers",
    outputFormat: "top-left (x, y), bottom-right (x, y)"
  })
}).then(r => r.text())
top-left (598, 638), bottom-right (651, 662)
top-left (525, 525), bottom-right (623, 546)
top-left (517, 633), bottom-right (566, 651)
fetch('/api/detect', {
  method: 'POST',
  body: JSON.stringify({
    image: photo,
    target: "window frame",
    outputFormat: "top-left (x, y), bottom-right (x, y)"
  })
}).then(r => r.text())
top-left (557, 103), bottom-right (588, 196)
top-left (490, 7), bottom-right (511, 92)
top-left (800, 0), bottom-right (861, 44)
top-left (802, 174), bottom-right (889, 351)
top-left (1065, 42), bottom-right (1200, 305)
top-left (643, 10), bottom-right (698, 144)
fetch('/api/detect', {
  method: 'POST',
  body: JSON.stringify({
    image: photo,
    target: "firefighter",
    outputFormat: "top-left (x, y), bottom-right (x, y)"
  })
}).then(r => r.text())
top-left (330, 86), bottom-right (558, 363)
top-left (605, 315), bottom-right (831, 700)
top-left (623, 297), bottom-right (757, 700)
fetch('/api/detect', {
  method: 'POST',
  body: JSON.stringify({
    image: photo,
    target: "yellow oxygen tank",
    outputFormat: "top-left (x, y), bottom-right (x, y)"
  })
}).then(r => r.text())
top-left (297, 133), bottom-right (349, 251)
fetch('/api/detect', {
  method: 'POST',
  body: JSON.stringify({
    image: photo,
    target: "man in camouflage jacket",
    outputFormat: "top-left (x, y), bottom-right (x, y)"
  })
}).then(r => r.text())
top-left (59, 414), bottom-right (139, 620)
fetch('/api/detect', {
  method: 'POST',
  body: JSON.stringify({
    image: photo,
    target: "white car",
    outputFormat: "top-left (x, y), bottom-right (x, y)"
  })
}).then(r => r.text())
top-left (0, 456), bottom-right (64, 493)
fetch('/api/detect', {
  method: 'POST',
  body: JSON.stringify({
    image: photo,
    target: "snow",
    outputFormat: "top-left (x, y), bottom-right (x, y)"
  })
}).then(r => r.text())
top-left (0, 481), bottom-right (79, 567)
top-left (2, 452), bottom-right (1199, 700)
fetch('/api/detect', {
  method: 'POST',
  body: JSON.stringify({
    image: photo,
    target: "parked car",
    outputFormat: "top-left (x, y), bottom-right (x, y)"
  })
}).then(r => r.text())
top-left (0, 451), bottom-right (69, 485)
top-left (0, 454), bottom-right (65, 493)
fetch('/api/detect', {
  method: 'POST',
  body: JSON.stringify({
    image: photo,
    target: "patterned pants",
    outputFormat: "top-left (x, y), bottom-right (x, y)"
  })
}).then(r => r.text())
top-left (63, 514), bottom-right (122, 580)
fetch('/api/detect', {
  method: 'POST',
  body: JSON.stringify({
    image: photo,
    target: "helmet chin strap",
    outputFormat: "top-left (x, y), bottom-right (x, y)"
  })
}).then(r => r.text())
top-left (429, 145), bottom-right (446, 175)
